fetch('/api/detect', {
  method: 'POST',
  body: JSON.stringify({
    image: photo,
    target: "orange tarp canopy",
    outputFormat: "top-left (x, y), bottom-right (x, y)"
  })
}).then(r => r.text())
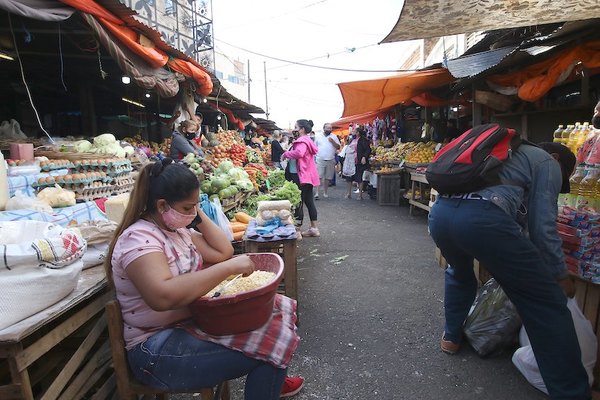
top-left (100, 18), bottom-right (168, 69)
top-left (487, 40), bottom-right (600, 102)
top-left (331, 109), bottom-right (391, 129)
top-left (337, 68), bottom-right (454, 117)
top-left (59, 0), bottom-right (121, 25)
top-left (167, 59), bottom-right (213, 96)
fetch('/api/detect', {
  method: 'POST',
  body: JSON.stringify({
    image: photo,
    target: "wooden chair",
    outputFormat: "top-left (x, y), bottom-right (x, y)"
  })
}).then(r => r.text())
top-left (105, 299), bottom-right (230, 400)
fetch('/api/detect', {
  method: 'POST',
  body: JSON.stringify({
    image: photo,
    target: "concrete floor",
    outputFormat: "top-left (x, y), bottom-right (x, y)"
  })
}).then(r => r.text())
top-left (175, 183), bottom-right (548, 400)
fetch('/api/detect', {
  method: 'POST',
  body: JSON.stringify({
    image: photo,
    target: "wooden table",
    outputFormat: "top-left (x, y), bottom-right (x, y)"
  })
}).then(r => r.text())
top-left (244, 239), bottom-right (298, 302)
top-left (409, 172), bottom-right (431, 215)
top-left (0, 266), bottom-right (113, 400)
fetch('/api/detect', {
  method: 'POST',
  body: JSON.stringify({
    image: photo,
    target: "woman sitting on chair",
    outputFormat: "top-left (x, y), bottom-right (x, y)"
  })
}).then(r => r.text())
top-left (105, 158), bottom-right (303, 399)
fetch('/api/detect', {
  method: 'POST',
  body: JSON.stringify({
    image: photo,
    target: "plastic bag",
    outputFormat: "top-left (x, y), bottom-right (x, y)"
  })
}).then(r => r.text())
top-left (512, 298), bottom-right (597, 394)
top-left (37, 185), bottom-right (76, 208)
top-left (6, 191), bottom-right (53, 214)
top-left (212, 197), bottom-right (233, 241)
top-left (199, 193), bottom-right (217, 223)
top-left (463, 278), bottom-right (522, 357)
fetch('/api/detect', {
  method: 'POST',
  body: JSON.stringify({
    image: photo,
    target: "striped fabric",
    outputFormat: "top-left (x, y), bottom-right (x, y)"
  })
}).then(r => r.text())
top-left (0, 202), bottom-right (107, 227)
top-left (183, 294), bottom-right (300, 369)
top-left (7, 169), bottom-right (68, 197)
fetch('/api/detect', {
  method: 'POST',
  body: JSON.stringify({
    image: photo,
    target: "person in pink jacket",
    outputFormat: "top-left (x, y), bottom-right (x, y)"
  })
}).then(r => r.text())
top-left (282, 119), bottom-right (320, 237)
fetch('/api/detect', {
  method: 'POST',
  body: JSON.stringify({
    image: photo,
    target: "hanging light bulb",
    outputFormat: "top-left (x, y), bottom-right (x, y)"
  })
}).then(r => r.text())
top-left (145, 93), bottom-right (151, 98)
top-left (121, 76), bottom-right (131, 85)
top-left (217, 114), bottom-right (222, 120)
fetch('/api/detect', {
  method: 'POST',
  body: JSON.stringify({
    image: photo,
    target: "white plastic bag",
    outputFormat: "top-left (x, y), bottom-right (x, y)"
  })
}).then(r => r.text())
top-left (212, 198), bottom-right (233, 241)
top-left (0, 221), bottom-right (86, 331)
top-left (512, 298), bottom-right (597, 394)
top-left (37, 185), bottom-right (76, 208)
top-left (6, 191), bottom-right (53, 214)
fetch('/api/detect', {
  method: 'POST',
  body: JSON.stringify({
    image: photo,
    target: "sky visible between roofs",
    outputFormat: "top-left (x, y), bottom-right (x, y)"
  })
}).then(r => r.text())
top-left (213, 0), bottom-right (410, 130)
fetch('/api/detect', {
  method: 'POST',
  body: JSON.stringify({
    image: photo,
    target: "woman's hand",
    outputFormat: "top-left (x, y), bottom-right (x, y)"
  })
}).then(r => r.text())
top-left (361, 157), bottom-right (366, 165)
top-left (226, 254), bottom-right (255, 276)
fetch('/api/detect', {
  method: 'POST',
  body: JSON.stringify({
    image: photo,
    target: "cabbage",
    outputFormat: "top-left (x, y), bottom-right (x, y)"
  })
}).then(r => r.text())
top-left (74, 140), bottom-right (93, 153)
top-left (123, 146), bottom-right (135, 156)
top-left (228, 167), bottom-right (249, 181)
top-left (216, 160), bottom-right (234, 174)
top-left (236, 179), bottom-right (254, 192)
top-left (93, 133), bottom-right (117, 147)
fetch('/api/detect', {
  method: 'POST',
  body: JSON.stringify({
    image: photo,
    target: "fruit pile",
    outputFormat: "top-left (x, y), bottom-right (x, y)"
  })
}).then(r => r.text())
top-left (215, 130), bottom-right (244, 146)
top-left (228, 144), bottom-right (247, 166)
top-left (404, 142), bottom-right (439, 164)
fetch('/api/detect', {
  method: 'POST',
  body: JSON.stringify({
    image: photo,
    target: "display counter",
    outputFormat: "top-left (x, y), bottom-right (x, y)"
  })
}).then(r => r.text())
top-left (0, 266), bottom-right (113, 399)
top-left (408, 172), bottom-right (431, 215)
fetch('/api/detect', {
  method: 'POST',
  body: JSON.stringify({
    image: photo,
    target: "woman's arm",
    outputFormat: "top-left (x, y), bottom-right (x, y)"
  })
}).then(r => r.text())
top-left (282, 142), bottom-right (306, 160)
top-left (171, 133), bottom-right (196, 156)
top-left (126, 252), bottom-right (255, 311)
top-left (190, 207), bottom-right (234, 264)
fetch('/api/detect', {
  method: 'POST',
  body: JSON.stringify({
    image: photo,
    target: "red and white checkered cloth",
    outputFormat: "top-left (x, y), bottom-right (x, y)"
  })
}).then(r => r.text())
top-left (182, 294), bottom-right (299, 369)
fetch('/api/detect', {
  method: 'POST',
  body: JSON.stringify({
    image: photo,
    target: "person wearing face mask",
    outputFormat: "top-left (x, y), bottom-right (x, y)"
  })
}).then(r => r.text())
top-left (106, 158), bottom-right (304, 399)
top-left (170, 120), bottom-right (204, 160)
top-left (592, 100), bottom-right (600, 130)
top-left (314, 122), bottom-right (340, 199)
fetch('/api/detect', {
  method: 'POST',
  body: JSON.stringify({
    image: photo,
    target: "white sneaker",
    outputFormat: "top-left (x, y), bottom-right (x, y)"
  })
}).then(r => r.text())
top-left (314, 193), bottom-right (320, 200)
top-left (323, 193), bottom-right (329, 198)
top-left (353, 188), bottom-right (360, 194)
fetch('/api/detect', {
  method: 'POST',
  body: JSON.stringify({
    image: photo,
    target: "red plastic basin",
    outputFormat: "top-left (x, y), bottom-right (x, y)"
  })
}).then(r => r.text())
top-left (189, 253), bottom-right (284, 336)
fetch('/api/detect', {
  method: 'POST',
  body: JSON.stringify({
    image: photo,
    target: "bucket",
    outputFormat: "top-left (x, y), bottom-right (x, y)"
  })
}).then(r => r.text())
top-left (189, 253), bottom-right (284, 336)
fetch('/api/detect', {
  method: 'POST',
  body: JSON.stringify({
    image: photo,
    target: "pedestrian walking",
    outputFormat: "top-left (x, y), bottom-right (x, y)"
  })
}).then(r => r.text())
top-left (428, 138), bottom-right (590, 400)
top-left (271, 131), bottom-right (285, 170)
top-left (354, 126), bottom-right (371, 200)
top-left (314, 122), bottom-right (340, 199)
top-left (282, 119), bottom-right (320, 237)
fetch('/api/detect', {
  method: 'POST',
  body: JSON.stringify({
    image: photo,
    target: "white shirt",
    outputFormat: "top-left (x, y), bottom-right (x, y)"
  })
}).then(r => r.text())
top-left (315, 132), bottom-right (340, 160)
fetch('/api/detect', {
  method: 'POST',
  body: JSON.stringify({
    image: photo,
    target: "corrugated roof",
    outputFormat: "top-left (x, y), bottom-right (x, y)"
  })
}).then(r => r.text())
top-left (448, 19), bottom-right (600, 89)
top-left (447, 46), bottom-right (517, 78)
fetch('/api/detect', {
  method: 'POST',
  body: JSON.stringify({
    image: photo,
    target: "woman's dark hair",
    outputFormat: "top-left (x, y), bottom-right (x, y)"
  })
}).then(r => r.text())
top-left (296, 119), bottom-right (314, 133)
top-left (104, 158), bottom-right (199, 287)
top-left (356, 125), bottom-right (367, 137)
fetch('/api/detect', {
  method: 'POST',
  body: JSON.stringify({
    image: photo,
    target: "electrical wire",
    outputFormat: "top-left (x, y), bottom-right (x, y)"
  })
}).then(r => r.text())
top-left (268, 44), bottom-right (378, 71)
top-left (8, 14), bottom-right (54, 144)
top-left (215, 38), bottom-right (423, 73)
top-left (58, 24), bottom-right (67, 92)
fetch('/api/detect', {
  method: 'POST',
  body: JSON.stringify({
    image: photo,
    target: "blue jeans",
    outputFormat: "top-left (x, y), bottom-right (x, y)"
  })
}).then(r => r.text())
top-left (429, 197), bottom-right (591, 400)
top-left (127, 328), bottom-right (286, 400)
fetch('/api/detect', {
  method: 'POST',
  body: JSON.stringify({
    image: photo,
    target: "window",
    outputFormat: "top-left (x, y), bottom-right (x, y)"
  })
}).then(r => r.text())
top-left (164, 0), bottom-right (175, 15)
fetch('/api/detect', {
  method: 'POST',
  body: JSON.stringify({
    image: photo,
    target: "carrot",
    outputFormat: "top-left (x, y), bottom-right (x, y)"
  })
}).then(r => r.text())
top-left (232, 230), bottom-right (244, 241)
top-left (230, 222), bottom-right (248, 233)
top-left (234, 212), bottom-right (253, 224)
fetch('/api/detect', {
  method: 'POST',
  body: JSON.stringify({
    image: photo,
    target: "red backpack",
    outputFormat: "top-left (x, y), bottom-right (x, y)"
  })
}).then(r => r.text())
top-left (425, 124), bottom-right (522, 195)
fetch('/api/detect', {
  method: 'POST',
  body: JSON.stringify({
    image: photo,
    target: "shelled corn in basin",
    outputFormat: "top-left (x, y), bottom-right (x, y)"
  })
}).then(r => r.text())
top-left (204, 271), bottom-right (277, 297)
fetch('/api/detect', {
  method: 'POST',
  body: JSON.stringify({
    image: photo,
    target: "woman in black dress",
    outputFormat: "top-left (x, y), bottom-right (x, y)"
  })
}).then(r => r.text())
top-left (354, 126), bottom-right (371, 200)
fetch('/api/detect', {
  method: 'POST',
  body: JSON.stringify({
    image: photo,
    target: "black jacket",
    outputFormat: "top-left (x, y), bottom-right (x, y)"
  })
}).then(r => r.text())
top-left (356, 137), bottom-right (371, 166)
top-left (271, 140), bottom-right (285, 163)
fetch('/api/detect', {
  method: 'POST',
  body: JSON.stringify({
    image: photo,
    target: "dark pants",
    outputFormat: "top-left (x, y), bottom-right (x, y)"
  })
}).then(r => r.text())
top-left (299, 183), bottom-right (317, 223)
top-left (429, 197), bottom-right (590, 400)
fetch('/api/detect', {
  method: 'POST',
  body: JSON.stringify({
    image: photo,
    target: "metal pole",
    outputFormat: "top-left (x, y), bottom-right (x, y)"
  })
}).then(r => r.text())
top-left (264, 61), bottom-right (269, 120)
top-left (247, 59), bottom-right (251, 103)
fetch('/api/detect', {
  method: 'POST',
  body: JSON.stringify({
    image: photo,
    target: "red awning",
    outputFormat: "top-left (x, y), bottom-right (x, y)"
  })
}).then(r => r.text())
top-left (337, 68), bottom-right (455, 117)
